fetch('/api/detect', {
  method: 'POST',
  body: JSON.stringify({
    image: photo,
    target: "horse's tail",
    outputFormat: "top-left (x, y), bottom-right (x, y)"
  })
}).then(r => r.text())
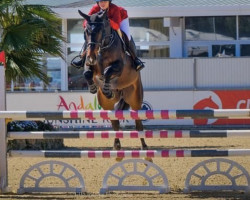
top-left (114, 98), bottom-right (130, 110)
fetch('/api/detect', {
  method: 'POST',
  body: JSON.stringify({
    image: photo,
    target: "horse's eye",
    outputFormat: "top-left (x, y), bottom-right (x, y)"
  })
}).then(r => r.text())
top-left (86, 24), bottom-right (93, 32)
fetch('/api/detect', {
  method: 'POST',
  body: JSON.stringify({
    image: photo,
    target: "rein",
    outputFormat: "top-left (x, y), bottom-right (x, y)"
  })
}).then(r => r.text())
top-left (100, 31), bottom-right (115, 50)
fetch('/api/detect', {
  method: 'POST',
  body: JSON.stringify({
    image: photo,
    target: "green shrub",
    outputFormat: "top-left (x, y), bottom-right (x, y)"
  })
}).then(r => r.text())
top-left (7, 121), bottom-right (64, 150)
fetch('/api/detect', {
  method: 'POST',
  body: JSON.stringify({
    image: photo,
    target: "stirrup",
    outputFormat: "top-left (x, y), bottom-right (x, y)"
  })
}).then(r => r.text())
top-left (134, 59), bottom-right (145, 71)
top-left (136, 64), bottom-right (145, 71)
top-left (71, 55), bottom-right (84, 69)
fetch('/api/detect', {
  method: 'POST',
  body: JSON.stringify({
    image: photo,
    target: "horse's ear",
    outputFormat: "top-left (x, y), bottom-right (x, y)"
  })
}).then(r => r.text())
top-left (78, 10), bottom-right (90, 21)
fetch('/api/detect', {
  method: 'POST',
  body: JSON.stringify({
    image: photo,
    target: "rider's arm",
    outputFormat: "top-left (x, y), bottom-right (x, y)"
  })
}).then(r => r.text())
top-left (108, 3), bottom-right (128, 31)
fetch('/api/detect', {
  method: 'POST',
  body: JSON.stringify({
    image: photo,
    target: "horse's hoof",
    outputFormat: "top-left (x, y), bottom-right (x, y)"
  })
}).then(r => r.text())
top-left (113, 143), bottom-right (121, 150)
top-left (102, 83), bottom-right (114, 99)
top-left (89, 84), bottom-right (97, 94)
top-left (109, 92), bottom-right (115, 99)
top-left (105, 91), bottom-right (114, 99)
top-left (144, 157), bottom-right (153, 163)
top-left (90, 88), bottom-right (97, 94)
top-left (116, 157), bottom-right (123, 162)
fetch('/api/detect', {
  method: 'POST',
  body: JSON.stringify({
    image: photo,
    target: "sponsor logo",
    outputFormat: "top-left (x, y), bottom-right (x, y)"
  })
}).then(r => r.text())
top-left (57, 95), bottom-right (101, 111)
top-left (141, 101), bottom-right (153, 122)
top-left (193, 92), bottom-right (221, 125)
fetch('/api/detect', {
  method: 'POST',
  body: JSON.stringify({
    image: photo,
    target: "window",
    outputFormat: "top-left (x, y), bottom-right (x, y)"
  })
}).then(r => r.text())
top-left (137, 45), bottom-right (169, 58)
top-left (67, 19), bottom-right (85, 45)
top-left (212, 45), bottom-right (235, 57)
top-left (46, 58), bottom-right (62, 90)
top-left (185, 16), bottom-right (236, 41)
top-left (129, 18), bottom-right (169, 58)
top-left (241, 45), bottom-right (250, 56)
top-left (67, 19), bottom-right (88, 91)
top-left (185, 16), bottom-right (241, 58)
top-left (67, 48), bottom-right (88, 91)
top-left (188, 46), bottom-right (208, 57)
top-left (239, 16), bottom-right (250, 40)
top-left (7, 56), bottom-right (62, 92)
top-left (130, 18), bottom-right (169, 42)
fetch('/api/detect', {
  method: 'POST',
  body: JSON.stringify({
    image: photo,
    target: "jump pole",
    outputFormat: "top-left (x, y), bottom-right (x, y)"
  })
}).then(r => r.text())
top-left (1, 109), bottom-right (250, 120)
top-left (0, 64), bottom-right (8, 193)
top-left (8, 149), bottom-right (250, 158)
top-left (7, 130), bottom-right (250, 139)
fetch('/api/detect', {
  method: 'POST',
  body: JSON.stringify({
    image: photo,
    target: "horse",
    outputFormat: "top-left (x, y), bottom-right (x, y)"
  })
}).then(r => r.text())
top-left (78, 10), bottom-right (151, 162)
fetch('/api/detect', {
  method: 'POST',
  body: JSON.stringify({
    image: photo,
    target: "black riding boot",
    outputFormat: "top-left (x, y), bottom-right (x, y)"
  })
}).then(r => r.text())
top-left (71, 42), bottom-right (87, 68)
top-left (128, 37), bottom-right (145, 71)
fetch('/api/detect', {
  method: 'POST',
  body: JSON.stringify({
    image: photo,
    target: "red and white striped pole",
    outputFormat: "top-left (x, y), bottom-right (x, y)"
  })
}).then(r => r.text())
top-left (0, 64), bottom-right (8, 193)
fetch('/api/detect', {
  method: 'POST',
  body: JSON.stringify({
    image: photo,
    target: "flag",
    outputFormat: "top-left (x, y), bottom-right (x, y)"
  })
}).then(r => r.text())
top-left (0, 51), bottom-right (6, 67)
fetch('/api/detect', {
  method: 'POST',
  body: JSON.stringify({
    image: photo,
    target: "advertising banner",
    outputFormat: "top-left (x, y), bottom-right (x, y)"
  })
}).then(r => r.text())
top-left (7, 90), bottom-right (250, 127)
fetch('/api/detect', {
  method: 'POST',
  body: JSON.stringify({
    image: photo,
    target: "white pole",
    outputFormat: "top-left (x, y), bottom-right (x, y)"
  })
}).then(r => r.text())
top-left (0, 64), bottom-right (9, 193)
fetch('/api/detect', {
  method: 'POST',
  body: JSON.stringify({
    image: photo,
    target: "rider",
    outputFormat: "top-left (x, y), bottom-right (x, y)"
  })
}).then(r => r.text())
top-left (72, 0), bottom-right (145, 71)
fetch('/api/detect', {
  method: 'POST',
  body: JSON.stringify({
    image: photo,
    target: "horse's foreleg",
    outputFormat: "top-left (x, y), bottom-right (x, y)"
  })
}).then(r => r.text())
top-left (83, 67), bottom-right (97, 94)
top-left (103, 62), bottom-right (123, 99)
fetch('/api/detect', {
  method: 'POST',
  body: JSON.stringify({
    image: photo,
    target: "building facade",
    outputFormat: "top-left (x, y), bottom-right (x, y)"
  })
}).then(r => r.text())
top-left (7, 0), bottom-right (250, 92)
top-left (5, 0), bottom-right (250, 127)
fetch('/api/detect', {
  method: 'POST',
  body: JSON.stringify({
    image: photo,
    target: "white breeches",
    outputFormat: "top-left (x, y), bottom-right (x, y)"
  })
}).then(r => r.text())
top-left (120, 18), bottom-right (131, 40)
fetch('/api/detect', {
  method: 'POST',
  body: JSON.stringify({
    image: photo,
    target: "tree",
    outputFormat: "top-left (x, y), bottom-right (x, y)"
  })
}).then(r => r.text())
top-left (0, 0), bottom-right (65, 84)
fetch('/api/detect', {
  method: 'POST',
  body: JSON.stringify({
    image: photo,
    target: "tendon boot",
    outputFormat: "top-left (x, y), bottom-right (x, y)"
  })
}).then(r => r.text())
top-left (83, 69), bottom-right (97, 94)
top-left (128, 37), bottom-right (145, 71)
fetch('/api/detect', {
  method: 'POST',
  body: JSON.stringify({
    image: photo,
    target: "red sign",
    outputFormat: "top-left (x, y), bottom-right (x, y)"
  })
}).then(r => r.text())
top-left (193, 90), bottom-right (250, 125)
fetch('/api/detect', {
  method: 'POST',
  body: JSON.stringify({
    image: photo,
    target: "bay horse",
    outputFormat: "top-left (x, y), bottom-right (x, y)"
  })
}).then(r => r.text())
top-left (78, 10), bottom-right (151, 162)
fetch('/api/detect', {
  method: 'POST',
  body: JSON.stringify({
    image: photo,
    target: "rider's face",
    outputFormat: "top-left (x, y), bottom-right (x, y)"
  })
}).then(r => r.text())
top-left (98, 1), bottom-right (109, 10)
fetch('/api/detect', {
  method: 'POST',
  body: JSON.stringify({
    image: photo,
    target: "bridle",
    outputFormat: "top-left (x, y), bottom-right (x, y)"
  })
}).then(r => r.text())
top-left (85, 20), bottom-right (116, 51)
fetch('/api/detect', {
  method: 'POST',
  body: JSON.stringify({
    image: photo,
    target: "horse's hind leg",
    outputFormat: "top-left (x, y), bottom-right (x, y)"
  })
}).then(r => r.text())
top-left (111, 120), bottom-right (121, 150)
top-left (112, 98), bottom-right (130, 162)
top-left (136, 120), bottom-right (153, 163)
top-left (135, 120), bottom-right (147, 149)
top-left (111, 120), bottom-right (123, 162)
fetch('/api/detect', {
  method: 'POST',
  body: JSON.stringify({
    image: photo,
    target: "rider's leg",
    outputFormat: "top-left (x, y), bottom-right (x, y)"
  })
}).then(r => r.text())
top-left (120, 18), bottom-right (145, 71)
top-left (72, 41), bottom-right (87, 68)
top-left (127, 37), bottom-right (145, 71)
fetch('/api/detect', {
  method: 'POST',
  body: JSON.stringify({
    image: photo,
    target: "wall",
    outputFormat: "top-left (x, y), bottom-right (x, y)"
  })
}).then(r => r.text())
top-left (141, 57), bottom-right (250, 90)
